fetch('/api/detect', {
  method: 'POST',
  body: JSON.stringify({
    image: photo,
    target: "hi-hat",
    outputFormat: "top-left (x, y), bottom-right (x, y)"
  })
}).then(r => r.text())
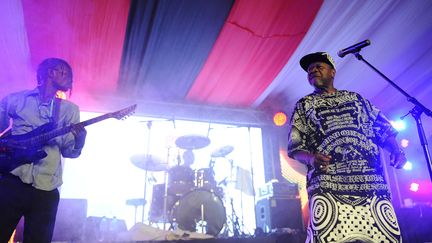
top-left (211, 145), bottom-right (234, 157)
top-left (175, 135), bottom-right (210, 150)
top-left (130, 154), bottom-right (168, 171)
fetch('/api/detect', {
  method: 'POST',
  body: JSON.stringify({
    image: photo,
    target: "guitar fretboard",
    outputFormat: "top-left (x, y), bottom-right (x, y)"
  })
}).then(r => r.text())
top-left (26, 113), bottom-right (114, 147)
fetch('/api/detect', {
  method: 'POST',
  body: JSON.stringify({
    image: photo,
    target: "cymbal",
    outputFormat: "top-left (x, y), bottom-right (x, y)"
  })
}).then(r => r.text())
top-left (175, 135), bottom-right (210, 150)
top-left (130, 154), bottom-right (168, 171)
top-left (126, 198), bottom-right (146, 206)
top-left (211, 145), bottom-right (234, 157)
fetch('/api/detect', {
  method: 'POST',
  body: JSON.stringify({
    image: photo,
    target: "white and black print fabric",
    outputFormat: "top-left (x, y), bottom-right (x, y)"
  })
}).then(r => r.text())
top-left (287, 90), bottom-right (397, 197)
top-left (305, 192), bottom-right (402, 243)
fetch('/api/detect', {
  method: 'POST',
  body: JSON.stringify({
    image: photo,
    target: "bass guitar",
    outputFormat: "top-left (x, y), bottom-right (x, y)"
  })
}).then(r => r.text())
top-left (0, 104), bottom-right (137, 173)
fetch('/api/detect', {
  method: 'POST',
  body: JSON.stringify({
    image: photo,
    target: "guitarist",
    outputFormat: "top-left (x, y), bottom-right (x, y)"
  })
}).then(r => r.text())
top-left (0, 58), bottom-right (87, 243)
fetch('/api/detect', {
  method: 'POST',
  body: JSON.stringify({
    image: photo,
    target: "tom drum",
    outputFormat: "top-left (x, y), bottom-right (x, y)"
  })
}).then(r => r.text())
top-left (168, 165), bottom-right (195, 196)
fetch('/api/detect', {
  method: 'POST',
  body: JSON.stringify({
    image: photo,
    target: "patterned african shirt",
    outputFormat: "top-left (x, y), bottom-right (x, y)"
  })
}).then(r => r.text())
top-left (287, 90), bottom-right (397, 198)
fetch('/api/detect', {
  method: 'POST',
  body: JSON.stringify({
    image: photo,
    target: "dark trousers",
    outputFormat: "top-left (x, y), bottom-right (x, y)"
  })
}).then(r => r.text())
top-left (0, 174), bottom-right (59, 243)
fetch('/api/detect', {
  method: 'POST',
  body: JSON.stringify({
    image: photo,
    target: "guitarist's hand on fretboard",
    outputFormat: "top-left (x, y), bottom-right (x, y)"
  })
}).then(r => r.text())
top-left (71, 124), bottom-right (87, 149)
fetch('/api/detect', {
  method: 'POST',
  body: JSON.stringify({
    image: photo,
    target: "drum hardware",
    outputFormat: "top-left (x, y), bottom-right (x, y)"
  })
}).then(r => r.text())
top-left (195, 167), bottom-right (216, 189)
top-left (130, 120), bottom-right (167, 223)
top-left (129, 152), bottom-right (168, 223)
top-left (126, 198), bottom-right (146, 224)
top-left (198, 204), bottom-right (207, 234)
top-left (229, 198), bottom-right (242, 237)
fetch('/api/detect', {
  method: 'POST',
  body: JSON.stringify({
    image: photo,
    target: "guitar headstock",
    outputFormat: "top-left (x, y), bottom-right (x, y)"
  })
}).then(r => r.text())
top-left (110, 104), bottom-right (137, 120)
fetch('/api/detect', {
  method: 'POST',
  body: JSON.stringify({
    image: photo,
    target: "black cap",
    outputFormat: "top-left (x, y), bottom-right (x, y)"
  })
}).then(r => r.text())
top-left (299, 52), bottom-right (336, 71)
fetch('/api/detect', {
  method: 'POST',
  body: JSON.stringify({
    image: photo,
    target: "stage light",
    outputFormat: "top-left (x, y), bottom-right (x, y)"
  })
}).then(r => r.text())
top-left (400, 139), bottom-right (409, 148)
top-left (390, 120), bottom-right (406, 131)
top-left (273, 112), bottom-right (288, 127)
top-left (403, 161), bottom-right (413, 170)
top-left (56, 91), bottom-right (67, 99)
top-left (409, 182), bottom-right (419, 192)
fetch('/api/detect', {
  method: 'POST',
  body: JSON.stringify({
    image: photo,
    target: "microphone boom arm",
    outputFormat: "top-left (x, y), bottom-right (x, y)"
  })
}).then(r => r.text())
top-left (351, 51), bottom-right (432, 182)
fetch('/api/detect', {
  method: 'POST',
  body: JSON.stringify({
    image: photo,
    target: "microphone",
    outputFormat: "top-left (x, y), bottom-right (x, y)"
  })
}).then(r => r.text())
top-left (337, 39), bottom-right (371, 58)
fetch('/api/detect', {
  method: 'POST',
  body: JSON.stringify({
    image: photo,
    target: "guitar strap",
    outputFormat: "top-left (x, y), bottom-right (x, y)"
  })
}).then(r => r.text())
top-left (51, 98), bottom-right (61, 126)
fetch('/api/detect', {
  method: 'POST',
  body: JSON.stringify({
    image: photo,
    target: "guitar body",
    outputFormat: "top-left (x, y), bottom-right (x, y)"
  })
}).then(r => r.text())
top-left (0, 147), bottom-right (47, 174)
top-left (0, 123), bottom-right (54, 173)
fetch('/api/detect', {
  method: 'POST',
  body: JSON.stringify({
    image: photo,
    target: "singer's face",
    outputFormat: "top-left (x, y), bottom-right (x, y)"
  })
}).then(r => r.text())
top-left (307, 62), bottom-right (335, 91)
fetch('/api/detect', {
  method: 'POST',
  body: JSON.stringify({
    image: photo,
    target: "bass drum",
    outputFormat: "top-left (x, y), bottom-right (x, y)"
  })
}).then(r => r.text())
top-left (170, 188), bottom-right (226, 236)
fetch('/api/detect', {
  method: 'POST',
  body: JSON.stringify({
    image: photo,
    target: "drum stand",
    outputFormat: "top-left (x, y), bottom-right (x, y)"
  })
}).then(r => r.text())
top-left (230, 198), bottom-right (242, 237)
top-left (126, 198), bottom-right (146, 224)
top-left (141, 121), bottom-right (152, 223)
top-left (162, 162), bottom-right (169, 230)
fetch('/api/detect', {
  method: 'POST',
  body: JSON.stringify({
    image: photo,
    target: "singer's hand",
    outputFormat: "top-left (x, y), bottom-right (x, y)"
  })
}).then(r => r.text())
top-left (71, 124), bottom-right (87, 149)
top-left (308, 153), bottom-right (332, 172)
top-left (390, 149), bottom-right (407, 169)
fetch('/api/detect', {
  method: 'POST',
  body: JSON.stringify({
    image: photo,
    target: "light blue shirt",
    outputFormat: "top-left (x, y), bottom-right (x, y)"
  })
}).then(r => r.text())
top-left (0, 88), bottom-right (83, 191)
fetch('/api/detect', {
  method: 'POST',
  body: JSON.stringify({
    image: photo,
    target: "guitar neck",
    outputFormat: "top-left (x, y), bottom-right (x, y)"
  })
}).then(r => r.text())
top-left (28, 113), bottom-right (113, 146)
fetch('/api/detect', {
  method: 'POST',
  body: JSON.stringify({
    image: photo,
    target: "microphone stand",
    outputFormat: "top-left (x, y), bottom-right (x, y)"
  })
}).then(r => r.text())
top-left (352, 51), bottom-right (432, 181)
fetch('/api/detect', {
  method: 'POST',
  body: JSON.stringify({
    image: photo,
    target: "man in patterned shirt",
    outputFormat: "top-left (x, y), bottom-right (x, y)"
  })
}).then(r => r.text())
top-left (287, 52), bottom-right (406, 242)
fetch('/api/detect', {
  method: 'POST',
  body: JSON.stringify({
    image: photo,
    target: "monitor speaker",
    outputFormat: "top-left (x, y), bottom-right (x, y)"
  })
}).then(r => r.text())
top-left (255, 197), bottom-right (303, 232)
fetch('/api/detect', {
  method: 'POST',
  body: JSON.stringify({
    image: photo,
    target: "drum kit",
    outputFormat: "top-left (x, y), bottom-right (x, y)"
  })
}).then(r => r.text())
top-left (129, 134), bottom-right (237, 236)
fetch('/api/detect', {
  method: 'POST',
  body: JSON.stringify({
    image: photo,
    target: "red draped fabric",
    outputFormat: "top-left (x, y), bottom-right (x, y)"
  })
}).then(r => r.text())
top-left (21, 0), bottom-right (130, 99)
top-left (187, 0), bottom-right (323, 106)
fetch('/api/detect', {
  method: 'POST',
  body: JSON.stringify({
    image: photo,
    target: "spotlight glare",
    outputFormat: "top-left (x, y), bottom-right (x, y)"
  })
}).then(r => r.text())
top-left (403, 161), bottom-right (412, 170)
top-left (390, 120), bottom-right (406, 131)
top-left (400, 139), bottom-right (409, 148)
top-left (56, 91), bottom-right (67, 100)
top-left (409, 182), bottom-right (419, 192)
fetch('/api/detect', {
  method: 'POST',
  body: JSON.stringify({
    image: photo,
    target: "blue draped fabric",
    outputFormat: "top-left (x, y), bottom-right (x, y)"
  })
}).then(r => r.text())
top-left (118, 0), bottom-right (234, 102)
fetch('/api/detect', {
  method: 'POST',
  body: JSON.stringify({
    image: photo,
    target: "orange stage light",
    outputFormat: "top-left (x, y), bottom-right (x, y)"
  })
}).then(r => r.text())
top-left (273, 112), bottom-right (288, 126)
top-left (56, 90), bottom-right (67, 99)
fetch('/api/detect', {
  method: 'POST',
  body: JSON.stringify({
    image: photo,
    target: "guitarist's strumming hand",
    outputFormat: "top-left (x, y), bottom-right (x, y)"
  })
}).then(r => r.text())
top-left (71, 124), bottom-right (86, 149)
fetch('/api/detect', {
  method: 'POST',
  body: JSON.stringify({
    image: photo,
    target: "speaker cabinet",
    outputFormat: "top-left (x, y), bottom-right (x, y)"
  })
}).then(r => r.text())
top-left (255, 197), bottom-right (303, 232)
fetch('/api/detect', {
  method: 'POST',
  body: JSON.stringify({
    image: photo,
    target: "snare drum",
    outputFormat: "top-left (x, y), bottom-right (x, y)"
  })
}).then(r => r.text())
top-left (168, 165), bottom-right (195, 196)
top-left (170, 188), bottom-right (226, 236)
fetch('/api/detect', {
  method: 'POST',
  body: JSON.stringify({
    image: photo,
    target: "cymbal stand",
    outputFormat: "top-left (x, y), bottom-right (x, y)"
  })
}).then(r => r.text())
top-left (142, 121), bottom-right (153, 223)
top-left (162, 146), bottom-right (171, 230)
top-left (222, 159), bottom-right (243, 237)
top-left (230, 198), bottom-right (241, 237)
